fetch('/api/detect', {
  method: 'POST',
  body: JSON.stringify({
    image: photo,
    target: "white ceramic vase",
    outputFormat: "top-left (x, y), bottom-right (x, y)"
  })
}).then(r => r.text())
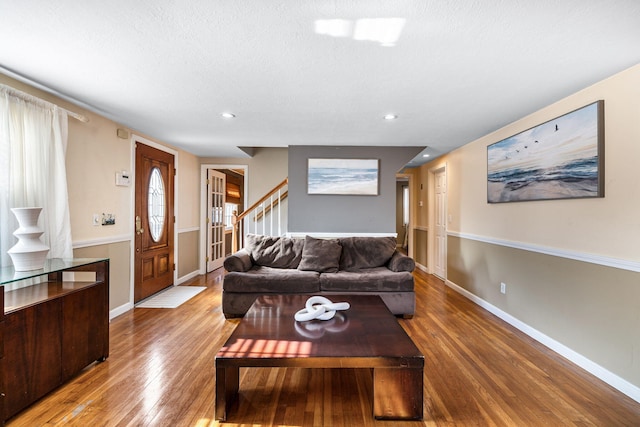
top-left (7, 207), bottom-right (50, 271)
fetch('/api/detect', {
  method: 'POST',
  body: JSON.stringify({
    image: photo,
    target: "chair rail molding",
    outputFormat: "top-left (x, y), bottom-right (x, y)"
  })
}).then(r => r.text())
top-left (448, 231), bottom-right (640, 273)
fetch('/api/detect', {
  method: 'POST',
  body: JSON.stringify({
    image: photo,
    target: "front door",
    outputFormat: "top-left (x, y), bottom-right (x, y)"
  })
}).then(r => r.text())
top-left (206, 169), bottom-right (226, 272)
top-left (134, 142), bottom-right (175, 303)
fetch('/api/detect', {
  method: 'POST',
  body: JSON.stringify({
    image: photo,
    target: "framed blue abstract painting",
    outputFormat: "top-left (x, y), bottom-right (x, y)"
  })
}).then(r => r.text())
top-left (307, 158), bottom-right (379, 195)
top-left (487, 100), bottom-right (604, 203)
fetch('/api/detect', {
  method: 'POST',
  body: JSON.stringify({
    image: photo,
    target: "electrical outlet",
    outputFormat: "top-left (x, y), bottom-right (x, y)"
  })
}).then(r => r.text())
top-left (500, 282), bottom-right (506, 294)
top-left (92, 214), bottom-right (100, 226)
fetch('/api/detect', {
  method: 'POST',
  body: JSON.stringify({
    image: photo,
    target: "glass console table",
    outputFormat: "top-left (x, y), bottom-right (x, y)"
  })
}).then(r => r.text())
top-left (1, 258), bottom-right (110, 422)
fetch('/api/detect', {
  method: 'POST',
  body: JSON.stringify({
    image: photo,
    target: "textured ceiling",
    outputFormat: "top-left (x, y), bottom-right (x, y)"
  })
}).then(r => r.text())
top-left (1, 1), bottom-right (639, 166)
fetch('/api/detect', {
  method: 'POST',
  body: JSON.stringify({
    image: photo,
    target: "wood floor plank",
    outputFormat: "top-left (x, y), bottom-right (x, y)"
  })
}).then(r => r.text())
top-left (6, 268), bottom-right (640, 426)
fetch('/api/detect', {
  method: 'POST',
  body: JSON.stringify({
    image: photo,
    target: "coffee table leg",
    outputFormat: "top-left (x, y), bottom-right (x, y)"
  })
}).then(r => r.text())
top-left (373, 367), bottom-right (423, 420)
top-left (215, 365), bottom-right (239, 421)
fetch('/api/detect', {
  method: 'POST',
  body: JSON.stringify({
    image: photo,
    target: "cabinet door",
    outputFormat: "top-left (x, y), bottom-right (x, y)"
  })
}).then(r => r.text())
top-left (4, 301), bottom-right (62, 418)
top-left (61, 282), bottom-right (108, 380)
top-left (0, 353), bottom-right (4, 426)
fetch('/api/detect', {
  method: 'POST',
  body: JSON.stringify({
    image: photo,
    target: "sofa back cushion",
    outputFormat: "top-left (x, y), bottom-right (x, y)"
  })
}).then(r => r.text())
top-left (245, 234), bottom-right (304, 268)
top-left (297, 235), bottom-right (342, 273)
top-left (338, 236), bottom-right (397, 271)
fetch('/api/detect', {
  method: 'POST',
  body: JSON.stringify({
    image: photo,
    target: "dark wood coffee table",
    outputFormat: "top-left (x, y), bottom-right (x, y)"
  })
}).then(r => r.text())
top-left (215, 294), bottom-right (424, 421)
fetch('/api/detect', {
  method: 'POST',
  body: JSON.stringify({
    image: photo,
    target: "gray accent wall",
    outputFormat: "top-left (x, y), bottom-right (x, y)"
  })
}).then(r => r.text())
top-left (288, 146), bottom-right (423, 234)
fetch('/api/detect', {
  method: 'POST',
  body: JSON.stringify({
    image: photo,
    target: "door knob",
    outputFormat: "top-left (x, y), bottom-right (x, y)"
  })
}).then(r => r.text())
top-left (135, 215), bottom-right (144, 235)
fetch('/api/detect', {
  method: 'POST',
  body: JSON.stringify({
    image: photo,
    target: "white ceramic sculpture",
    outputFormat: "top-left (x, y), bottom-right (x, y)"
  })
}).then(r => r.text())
top-left (294, 295), bottom-right (350, 322)
top-left (7, 207), bottom-right (50, 271)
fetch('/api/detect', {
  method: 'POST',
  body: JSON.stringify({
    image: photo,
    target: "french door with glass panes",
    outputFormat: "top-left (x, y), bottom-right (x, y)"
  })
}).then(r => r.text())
top-left (207, 169), bottom-right (226, 272)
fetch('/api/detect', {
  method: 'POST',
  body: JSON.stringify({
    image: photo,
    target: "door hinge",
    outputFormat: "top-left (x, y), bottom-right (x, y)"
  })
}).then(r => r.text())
top-left (206, 256), bottom-right (209, 262)
top-left (173, 263), bottom-right (176, 271)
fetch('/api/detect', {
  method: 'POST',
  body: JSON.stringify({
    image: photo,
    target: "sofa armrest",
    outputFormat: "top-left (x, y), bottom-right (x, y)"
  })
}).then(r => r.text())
top-left (223, 249), bottom-right (254, 272)
top-left (387, 251), bottom-right (415, 272)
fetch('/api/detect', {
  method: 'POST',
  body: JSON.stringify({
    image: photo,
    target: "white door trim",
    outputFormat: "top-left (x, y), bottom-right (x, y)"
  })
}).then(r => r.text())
top-left (428, 164), bottom-right (447, 279)
top-left (206, 169), bottom-right (226, 272)
top-left (199, 164), bottom-right (248, 274)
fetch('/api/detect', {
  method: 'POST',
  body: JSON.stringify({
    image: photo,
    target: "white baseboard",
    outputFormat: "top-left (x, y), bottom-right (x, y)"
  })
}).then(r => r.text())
top-left (109, 302), bottom-right (132, 320)
top-left (177, 270), bottom-right (201, 285)
top-left (445, 278), bottom-right (640, 404)
top-left (108, 270), bottom-right (200, 320)
top-left (415, 262), bottom-right (429, 274)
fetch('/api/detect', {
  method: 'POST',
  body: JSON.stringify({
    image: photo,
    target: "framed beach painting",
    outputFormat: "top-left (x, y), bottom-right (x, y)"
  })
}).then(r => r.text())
top-left (307, 158), bottom-right (379, 195)
top-left (487, 100), bottom-right (604, 203)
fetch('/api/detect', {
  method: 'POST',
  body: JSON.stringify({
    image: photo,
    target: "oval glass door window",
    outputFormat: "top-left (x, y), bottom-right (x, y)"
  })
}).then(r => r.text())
top-left (148, 167), bottom-right (165, 242)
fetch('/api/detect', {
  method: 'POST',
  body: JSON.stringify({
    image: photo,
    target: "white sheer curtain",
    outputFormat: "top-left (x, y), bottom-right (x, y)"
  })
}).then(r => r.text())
top-left (0, 85), bottom-right (73, 268)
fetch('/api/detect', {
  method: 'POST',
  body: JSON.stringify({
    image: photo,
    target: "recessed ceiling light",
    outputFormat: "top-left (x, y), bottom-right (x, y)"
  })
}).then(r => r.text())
top-left (383, 114), bottom-right (398, 120)
top-left (423, 154), bottom-right (430, 158)
top-left (221, 112), bottom-right (236, 119)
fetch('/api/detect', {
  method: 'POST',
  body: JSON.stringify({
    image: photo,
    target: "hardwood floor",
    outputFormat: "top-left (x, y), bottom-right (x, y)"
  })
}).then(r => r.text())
top-left (7, 269), bottom-right (640, 426)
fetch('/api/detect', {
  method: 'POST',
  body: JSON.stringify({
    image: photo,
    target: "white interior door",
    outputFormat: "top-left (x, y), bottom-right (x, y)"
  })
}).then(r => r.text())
top-left (207, 169), bottom-right (226, 272)
top-left (434, 168), bottom-right (447, 279)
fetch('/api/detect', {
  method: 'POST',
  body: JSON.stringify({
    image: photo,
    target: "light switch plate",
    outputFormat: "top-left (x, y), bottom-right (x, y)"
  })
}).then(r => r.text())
top-left (115, 171), bottom-right (131, 186)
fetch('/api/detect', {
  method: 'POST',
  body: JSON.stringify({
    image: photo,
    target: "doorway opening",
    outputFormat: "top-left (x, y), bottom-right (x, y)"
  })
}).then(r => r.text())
top-left (396, 173), bottom-right (414, 258)
top-left (200, 165), bottom-right (247, 274)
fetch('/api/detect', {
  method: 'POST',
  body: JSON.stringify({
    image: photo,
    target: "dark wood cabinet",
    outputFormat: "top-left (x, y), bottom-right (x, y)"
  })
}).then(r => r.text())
top-left (61, 281), bottom-right (108, 380)
top-left (4, 300), bottom-right (63, 417)
top-left (1, 259), bottom-right (109, 422)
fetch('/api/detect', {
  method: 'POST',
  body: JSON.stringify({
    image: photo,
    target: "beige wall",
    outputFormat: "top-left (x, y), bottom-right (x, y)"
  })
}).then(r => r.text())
top-left (413, 228), bottom-right (428, 267)
top-left (74, 242), bottom-right (130, 310)
top-left (177, 230), bottom-right (199, 278)
top-left (412, 64), bottom-right (640, 391)
top-left (201, 147), bottom-right (288, 206)
top-left (446, 65), bottom-right (640, 259)
top-left (1, 73), bottom-right (202, 314)
top-left (200, 147), bottom-right (288, 206)
top-left (177, 151), bottom-right (201, 229)
top-left (448, 236), bottom-right (640, 387)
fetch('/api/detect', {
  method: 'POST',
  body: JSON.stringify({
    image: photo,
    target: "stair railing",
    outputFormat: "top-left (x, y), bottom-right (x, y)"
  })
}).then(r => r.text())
top-left (231, 178), bottom-right (288, 252)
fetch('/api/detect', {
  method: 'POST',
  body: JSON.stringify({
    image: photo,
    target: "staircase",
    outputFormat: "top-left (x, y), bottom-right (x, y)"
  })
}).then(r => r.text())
top-left (231, 178), bottom-right (288, 252)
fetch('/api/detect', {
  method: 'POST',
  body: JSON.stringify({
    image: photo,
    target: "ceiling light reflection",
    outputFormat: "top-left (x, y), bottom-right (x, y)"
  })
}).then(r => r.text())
top-left (314, 19), bottom-right (352, 38)
top-left (353, 18), bottom-right (406, 46)
top-left (314, 18), bottom-right (406, 46)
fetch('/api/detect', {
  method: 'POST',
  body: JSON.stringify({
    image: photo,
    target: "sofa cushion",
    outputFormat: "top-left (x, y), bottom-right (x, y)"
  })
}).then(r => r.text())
top-left (387, 251), bottom-right (416, 272)
top-left (245, 234), bottom-right (304, 268)
top-left (223, 248), bottom-right (253, 272)
top-left (319, 267), bottom-right (414, 292)
top-left (298, 235), bottom-right (342, 273)
top-left (223, 266), bottom-right (320, 293)
top-left (338, 236), bottom-right (397, 271)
